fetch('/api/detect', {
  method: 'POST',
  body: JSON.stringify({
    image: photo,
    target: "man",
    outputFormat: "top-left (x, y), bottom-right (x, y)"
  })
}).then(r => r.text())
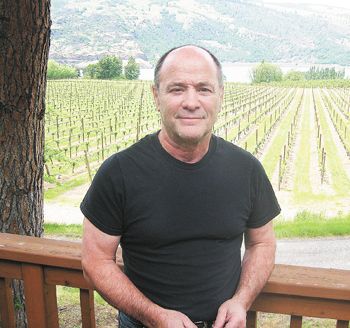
top-left (81, 45), bottom-right (280, 328)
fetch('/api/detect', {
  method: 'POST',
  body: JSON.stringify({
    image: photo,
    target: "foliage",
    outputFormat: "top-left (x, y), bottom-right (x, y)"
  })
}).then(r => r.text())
top-left (84, 63), bottom-right (99, 78)
top-left (250, 61), bottom-right (283, 83)
top-left (305, 66), bottom-right (345, 80)
top-left (47, 60), bottom-right (78, 79)
top-left (284, 70), bottom-right (305, 81)
top-left (96, 55), bottom-right (122, 79)
top-left (124, 57), bottom-right (140, 80)
top-left (83, 56), bottom-right (123, 79)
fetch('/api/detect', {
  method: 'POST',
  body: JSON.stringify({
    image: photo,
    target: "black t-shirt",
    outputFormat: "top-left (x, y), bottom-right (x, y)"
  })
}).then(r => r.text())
top-left (80, 132), bottom-right (281, 321)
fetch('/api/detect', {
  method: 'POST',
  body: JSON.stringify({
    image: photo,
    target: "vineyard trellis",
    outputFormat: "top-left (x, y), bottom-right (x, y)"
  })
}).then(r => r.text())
top-left (45, 80), bottom-right (350, 207)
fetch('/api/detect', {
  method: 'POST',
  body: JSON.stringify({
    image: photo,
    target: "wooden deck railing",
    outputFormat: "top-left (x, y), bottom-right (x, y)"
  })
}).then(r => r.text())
top-left (0, 232), bottom-right (349, 328)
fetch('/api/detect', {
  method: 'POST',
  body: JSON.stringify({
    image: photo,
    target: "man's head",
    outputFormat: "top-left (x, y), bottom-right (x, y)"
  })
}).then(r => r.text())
top-left (152, 45), bottom-right (224, 148)
top-left (154, 45), bottom-right (224, 89)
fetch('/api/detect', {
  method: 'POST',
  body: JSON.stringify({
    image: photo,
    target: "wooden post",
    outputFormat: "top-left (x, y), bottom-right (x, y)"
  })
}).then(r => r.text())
top-left (290, 315), bottom-right (302, 328)
top-left (80, 289), bottom-right (96, 328)
top-left (84, 150), bottom-right (92, 183)
top-left (0, 278), bottom-right (16, 328)
top-left (22, 263), bottom-right (48, 327)
top-left (278, 155), bottom-right (282, 191)
top-left (246, 311), bottom-right (257, 328)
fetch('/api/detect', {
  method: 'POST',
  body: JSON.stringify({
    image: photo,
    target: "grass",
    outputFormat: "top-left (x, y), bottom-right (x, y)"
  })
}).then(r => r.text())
top-left (274, 211), bottom-right (350, 238)
top-left (293, 89), bottom-right (312, 197)
top-left (44, 174), bottom-right (89, 200)
top-left (44, 223), bottom-right (83, 238)
top-left (261, 89), bottom-right (301, 177)
top-left (315, 89), bottom-right (350, 196)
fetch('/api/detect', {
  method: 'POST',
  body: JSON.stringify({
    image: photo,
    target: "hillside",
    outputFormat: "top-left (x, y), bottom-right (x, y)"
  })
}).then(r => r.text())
top-left (50, 0), bottom-right (350, 67)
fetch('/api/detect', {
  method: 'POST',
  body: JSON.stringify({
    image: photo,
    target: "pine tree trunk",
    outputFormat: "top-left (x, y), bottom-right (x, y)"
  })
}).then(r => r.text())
top-left (0, 1), bottom-right (51, 327)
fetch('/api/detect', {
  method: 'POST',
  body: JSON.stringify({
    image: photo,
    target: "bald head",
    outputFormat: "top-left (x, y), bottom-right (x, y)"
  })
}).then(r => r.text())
top-left (154, 45), bottom-right (223, 89)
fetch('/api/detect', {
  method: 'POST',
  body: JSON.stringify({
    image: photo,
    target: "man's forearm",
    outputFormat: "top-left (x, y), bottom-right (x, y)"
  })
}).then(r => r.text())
top-left (83, 260), bottom-right (164, 327)
top-left (232, 240), bottom-right (276, 310)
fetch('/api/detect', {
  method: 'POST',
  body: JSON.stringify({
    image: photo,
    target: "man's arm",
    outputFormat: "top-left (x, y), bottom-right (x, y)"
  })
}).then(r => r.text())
top-left (213, 220), bottom-right (276, 328)
top-left (81, 218), bottom-right (197, 328)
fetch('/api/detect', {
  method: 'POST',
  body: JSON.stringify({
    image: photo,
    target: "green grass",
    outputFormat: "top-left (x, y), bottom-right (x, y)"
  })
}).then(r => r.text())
top-left (293, 90), bottom-right (312, 197)
top-left (274, 211), bottom-right (350, 238)
top-left (44, 223), bottom-right (83, 238)
top-left (315, 89), bottom-right (350, 195)
top-left (44, 174), bottom-right (89, 200)
top-left (262, 90), bottom-right (301, 177)
top-left (57, 286), bottom-right (107, 306)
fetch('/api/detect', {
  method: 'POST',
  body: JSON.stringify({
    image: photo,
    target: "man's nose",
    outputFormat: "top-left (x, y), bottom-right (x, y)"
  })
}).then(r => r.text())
top-left (182, 89), bottom-right (200, 110)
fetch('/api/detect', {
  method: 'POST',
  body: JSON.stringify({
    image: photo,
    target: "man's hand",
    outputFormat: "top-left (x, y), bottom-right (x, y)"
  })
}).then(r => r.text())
top-left (212, 298), bottom-right (246, 328)
top-left (155, 309), bottom-right (197, 328)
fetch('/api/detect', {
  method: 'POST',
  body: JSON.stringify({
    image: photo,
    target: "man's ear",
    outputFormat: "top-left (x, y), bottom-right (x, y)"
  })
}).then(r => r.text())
top-left (151, 85), bottom-right (160, 111)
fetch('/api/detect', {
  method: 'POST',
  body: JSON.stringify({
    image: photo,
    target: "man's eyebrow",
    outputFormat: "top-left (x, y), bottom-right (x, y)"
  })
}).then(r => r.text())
top-left (165, 82), bottom-right (187, 90)
top-left (197, 81), bottom-right (215, 87)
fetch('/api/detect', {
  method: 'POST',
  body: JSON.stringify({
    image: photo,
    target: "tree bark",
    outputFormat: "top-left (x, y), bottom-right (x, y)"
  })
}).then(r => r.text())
top-left (0, 1), bottom-right (51, 326)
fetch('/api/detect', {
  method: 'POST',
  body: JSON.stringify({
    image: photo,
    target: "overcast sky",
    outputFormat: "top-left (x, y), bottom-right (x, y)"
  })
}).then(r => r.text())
top-left (262, 0), bottom-right (350, 10)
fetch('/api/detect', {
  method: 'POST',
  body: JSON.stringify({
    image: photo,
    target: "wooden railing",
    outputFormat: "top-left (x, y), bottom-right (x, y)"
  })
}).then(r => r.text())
top-left (0, 232), bottom-right (349, 328)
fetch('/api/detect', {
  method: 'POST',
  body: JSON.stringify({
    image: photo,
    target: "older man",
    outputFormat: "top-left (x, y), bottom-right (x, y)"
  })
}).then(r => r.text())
top-left (81, 45), bottom-right (280, 328)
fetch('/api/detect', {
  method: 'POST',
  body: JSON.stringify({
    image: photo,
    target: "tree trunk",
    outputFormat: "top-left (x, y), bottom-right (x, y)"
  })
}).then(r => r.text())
top-left (0, 1), bottom-right (51, 327)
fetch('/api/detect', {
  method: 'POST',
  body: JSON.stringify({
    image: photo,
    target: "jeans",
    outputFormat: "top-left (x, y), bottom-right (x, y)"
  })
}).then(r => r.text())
top-left (118, 311), bottom-right (144, 328)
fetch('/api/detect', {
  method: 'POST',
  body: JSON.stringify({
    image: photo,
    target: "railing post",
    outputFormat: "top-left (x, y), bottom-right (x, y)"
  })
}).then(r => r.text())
top-left (80, 288), bottom-right (96, 328)
top-left (246, 310), bottom-right (257, 328)
top-left (22, 263), bottom-right (48, 328)
top-left (336, 320), bottom-right (349, 328)
top-left (290, 315), bottom-right (303, 328)
top-left (44, 284), bottom-right (59, 328)
top-left (0, 277), bottom-right (16, 328)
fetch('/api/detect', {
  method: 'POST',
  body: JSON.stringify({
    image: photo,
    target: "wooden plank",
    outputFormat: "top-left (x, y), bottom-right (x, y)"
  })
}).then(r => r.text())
top-left (0, 233), bottom-right (82, 270)
top-left (290, 315), bottom-right (302, 328)
top-left (263, 265), bottom-right (350, 301)
top-left (45, 284), bottom-right (59, 328)
top-left (22, 263), bottom-right (47, 328)
top-left (246, 310), bottom-right (257, 328)
top-left (0, 260), bottom-right (22, 279)
top-left (45, 267), bottom-right (91, 289)
top-left (336, 320), bottom-right (349, 328)
top-left (251, 293), bottom-right (350, 321)
top-left (80, 289), bottom-right (96, 328)
top-left (0, 233), bottom-right (124, 271)
top-left (0, 278), bottom-right (16, 328)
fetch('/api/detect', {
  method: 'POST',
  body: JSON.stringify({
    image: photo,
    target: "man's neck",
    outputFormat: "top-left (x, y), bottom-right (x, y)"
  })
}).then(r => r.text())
top-left (158, 130), bottom-right (211, 164)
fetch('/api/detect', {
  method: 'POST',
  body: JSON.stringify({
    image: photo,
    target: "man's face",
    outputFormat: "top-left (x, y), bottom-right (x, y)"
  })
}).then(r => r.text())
top-left (152, 47), bottom-right (224, 147)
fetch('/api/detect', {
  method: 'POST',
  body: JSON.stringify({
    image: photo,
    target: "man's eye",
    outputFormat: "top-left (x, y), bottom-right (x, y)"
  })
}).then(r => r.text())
top-left (171, 88), bottom-right (183, 93)
top-left (199, 88), bottom-right (212, 93)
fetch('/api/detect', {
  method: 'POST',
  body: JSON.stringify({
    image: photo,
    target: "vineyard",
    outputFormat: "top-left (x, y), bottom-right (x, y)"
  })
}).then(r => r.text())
top-left (45, 80), bottom-right (350, 219)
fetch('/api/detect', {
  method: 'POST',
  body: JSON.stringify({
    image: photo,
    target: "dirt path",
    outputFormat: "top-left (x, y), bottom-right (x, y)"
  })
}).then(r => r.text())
top-left (44, 183), bottom-right (90, 224)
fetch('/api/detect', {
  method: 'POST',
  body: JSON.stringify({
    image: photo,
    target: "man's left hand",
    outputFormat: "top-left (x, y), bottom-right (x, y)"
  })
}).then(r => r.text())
top-left (212, 298), bottom-right (246, 328)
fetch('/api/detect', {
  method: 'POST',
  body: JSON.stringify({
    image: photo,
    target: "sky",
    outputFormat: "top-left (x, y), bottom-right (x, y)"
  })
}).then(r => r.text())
top-left (262, 0), bottom-right (350, 10)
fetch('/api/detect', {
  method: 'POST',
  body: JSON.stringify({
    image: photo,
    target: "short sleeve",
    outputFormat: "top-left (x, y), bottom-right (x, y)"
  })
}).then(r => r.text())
top-left (248, 158), bottom-right (281, 228)
top-left (80, 155), bottom-right (124, 235)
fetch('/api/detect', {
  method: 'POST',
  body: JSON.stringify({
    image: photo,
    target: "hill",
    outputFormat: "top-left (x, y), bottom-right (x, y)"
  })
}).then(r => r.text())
top-left (50, 0), bottom-right (350, 67)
